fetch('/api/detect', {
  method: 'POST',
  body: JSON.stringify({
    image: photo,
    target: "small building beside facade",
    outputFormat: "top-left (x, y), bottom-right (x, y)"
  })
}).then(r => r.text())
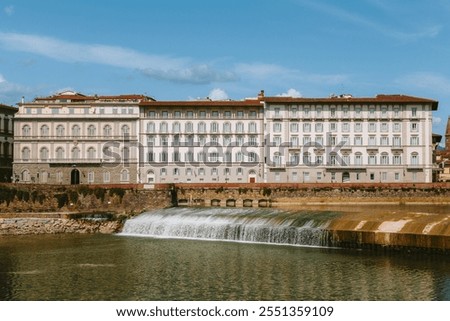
top-left (0, 103), bottom-right (17, 182)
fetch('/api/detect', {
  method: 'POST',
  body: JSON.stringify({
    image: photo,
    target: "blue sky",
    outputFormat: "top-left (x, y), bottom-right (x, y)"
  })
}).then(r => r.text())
top-left (0, 0), bottom-right (449, 136)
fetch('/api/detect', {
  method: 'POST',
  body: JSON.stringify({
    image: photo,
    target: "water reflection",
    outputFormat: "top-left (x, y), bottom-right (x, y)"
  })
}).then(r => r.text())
top-left (0, 234), bottom-right (449, 300)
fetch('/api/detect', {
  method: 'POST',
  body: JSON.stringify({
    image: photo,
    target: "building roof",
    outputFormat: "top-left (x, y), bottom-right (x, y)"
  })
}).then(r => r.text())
top-left (263, 94), bottom-right (439, 110)
top-left (31, 91), bottom-right (154, 103)
top-left (0, 103), bottom-right (18, 113)
top-left (140, 99), bottom-right (262, 107)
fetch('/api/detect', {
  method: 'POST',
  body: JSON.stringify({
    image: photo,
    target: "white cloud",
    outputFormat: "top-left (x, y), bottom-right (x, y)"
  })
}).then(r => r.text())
top-left (0, 73), bottom-right (31, 105)
top-left (208, 88), bottom-right (229, 100)
top-left (433, 117), bottom-right (442, 125)
top-left (3, 5), bottom-right (14, 16)
top-left (396, 72), bottom-right (450, 96)
top-left (0, 32), bottom-right (237, 84)
top-left (277, 88), bottom-right (302, 98)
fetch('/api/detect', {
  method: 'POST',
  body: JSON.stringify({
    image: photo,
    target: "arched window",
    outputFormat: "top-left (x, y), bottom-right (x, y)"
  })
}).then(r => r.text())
top-left (22, 125), bottom-right (31, 137)
top-left (248, 122), bottom-right (257, 133)
top-left (40, 147), bottom-right (49, 161)
top-left (21, 169), bottom-right (30, 182)
top-left (235, 151), bottom-right (243, 162)
top-left (103, 125), bottom-right (112, 137)
top-left (223, 122), bottom-right (231, 133)
top-left (56, 147), bottom-right (65, 160)
top-left (40, 125), bottom-right (49, 137)
top-left (87, 147), bottom-right (96, 160)
top-left (121, 169), bottom-right (129, 182)
top-left (72, 125), bottom-right (80, 137)
top-left (354, 152), bottom-right (363, 165)
top-left (72, 147), bottom-right (80, 160)
top-left (56, 125), bottom-right (65, 137)
top-left (198, 122), bottom-right (206, 133)
top-left (22, 147), bottom-right (30, 161)
top-left (122, 147), bottom-right (130, 161)
top-left (172, 122), bottom-right (181, 133)
top-left (210, 122), bottom-right (219, 133)
top-left (147, 122), bottom-right (155, 133)
top-left (236, 122), bottom-right (244, 133)
top-left (121, 125), bottom-right (130, 135)
top-left (159, 122), bottom-right (167, 133)
top-left (87, 125), bottom-right (96, 137)
top-left (185, 122), bottom-right (193, 133)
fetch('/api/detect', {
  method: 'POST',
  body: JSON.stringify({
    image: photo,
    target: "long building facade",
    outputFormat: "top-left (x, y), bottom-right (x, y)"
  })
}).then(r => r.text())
top-left (12, 90), bottom-right (439, 184)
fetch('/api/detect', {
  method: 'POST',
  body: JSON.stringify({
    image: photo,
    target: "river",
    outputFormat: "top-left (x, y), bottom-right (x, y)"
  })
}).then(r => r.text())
top-left (0, 206), bottom-right (449, 300)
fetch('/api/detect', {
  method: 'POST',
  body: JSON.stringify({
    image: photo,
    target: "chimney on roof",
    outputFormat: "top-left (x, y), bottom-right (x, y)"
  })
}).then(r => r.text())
top-left (258, 90), bottom-right (265, 99)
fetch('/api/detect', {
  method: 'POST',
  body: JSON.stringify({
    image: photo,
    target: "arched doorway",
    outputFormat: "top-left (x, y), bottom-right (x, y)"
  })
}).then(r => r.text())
top-left (342, 172), bottom-right (350, 183)
top-left (248, 170), bottom-right (257, 183)
top-left (71, 169), bottom-right (80, 185)
top-left (147, 170), bottom-right (155, 183)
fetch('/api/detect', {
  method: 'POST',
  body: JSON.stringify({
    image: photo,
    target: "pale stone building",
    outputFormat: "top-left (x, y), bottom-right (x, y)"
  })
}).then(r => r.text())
top-left (13, 90), bottom-right (439, 184)
top-left (139, 98), bottom-right (264, 185)
top-left (0, 103), bottom-right (17, 182)
top-left (263, 94), bottom-right (438, 183)
top-left (13, 91), bottom-right (150, 184)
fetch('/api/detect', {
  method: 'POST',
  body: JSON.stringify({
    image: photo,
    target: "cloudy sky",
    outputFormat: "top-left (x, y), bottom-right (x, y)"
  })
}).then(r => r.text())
top-left (0, 0), bottom-right (449, 136)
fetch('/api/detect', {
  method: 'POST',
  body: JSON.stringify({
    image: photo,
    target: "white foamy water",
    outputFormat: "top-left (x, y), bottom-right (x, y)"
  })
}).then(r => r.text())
top-left (120, 207), bottom-right (335, 247)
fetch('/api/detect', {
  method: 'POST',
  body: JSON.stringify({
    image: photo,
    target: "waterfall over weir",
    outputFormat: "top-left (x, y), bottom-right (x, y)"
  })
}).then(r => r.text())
top-left (120, 207), bottom-right (339, 248)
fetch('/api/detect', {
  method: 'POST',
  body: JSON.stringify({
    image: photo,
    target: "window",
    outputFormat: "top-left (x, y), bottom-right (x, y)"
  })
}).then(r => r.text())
top-left (342, 123), bottom-right (350, 132)
top-left (160, 152), bottom-right (168, 162)
top-left (212, 111), bottom-right (219, 118)
top-left (370, 173), bottom-right (375, 181)
top-left (40, 125), bottom-right (49, 137)
top-left (315, 123), bottom-right (323, 132)
top-left (236, 135), bottom-right (244, 146)
top-left (174, 111), bottom-right (181, 118)
top-left (354, 123), bottom-right (362, 132)
top-left (317, 172), bottom-right (322, 180)
top-left (411, 123), bottom-right (419, 132)
top-left (122, 147), bottom-right (130, 162)
top-left (185, 122), bottom-right (193, 132)
top-left (249, 135), bottom-right (257, 146)
top-left (87, 125), bottom-right (96, 137)
top-left (354, 153), bottom-right (363, 165)
top-left (275, 172), bottom-right (281, 181)
top-left (329, 123), bottom-right (337, 132)
top-left (186, 168), bottom-right (192, 176)
top-left (237, 167), bottom-right (243, 175)
top-left (274, 135), bottom-right (282, 147)
top-left (368, 155), bottom-right (377, 165)
top-left (56, 125), bottom-right (65, 137)
top-left (186, 111), bottom-right (193, 118)
top-left (381, 172), bottom-right (388, 181)
top-left (235, 152), bottom-right (243, 162)
top-left (411, 153), bottom-right (419, 165)
top-left (160, 168), bottom-right (167, 176)
top-left (303, 172), bottom-right (310, 182)
top-left (290, 136), bottom-right (299, 147)
top-left (393, 155), bottom-right (402, 165)
top-left (393, 136), bottom-right (401, 146)
top-left (274, 108), bottom-right (281, 117)
top-left (147, 122), bottom-right (155, 133)
top-left (103, 172), bottom-right (110, 183)
top-left (273, 122), bottom-right (282, 133)
top-left (87, 147), bottom-right (96, 160)
top-left (51, 108), bottom-right (59, 114)
top-left (199, 168), bottom-right (205, 176)
top-left (72, 125), bottom-right (80, 137)
top-left (172, 122), bottom-right (181, 133)
top-left (237, 111), bottom-right (244, 118)
top-left (381, 136), bottom-right (389, 146)
top-left (56, 147), bottom-right (65, 160)
top-left (22, 125), bottom-right (31, 137)
top-left (369, 123), bottom-right (376, 132)
top-left (104, 125), bottom-right (112, 137)
top-left (40, 147), bottom-right (49, 161)
top-left (236, 122), bottom-right (244, 133)
top-left (248, 152), bottom-right (257, 162)
top-left (224, 111), bottom-right (231, 118)
top-left (381, 123), bottom-right (388, 132)
top-left (410, 136), bottom-right (419, 146)
top-left (88, 171), bottom-right (94, 183)
top-left (173, 151), bottom-right (180, 162)
top-left (148, 111), bottom-right (156, 118)
top-left (198, 122), bottom-right (206, 133)
top-left (249, 122), bottom-right (257, 133)
top-left (173, 168), bottom-right (180, 176)
top-left (368, 136), bottom-right (376, 146)
top-left (290, 122), bottom-right (298, 133)
top-left (290, 153), bottom-right (300, 166)
top-left (121, 169), bottom-right (129, 182)
top-left (303, 123), bottom-right (311, 133)
top-left (381, 153), bottom-right (389, 165)
top-left (303, 136), bottom-right (311, 145)
top-left (211, 122), bottom-right (219, 133)
top-left (148, 152), bottom-right (155, 163)
top-left (72, 147), bottom-right (80, 160)
top-left (412, 107), bottom-right (417, 117)
top-left (22, 147), bottom-right (30, 161)
top-left (159, 122), bottom-right (167, 133)
top-left (315, 135), bottom-right (323, 146)
top-left (161, 111), bottom-right (168, 118)
top-left (395, 172), bottom-right (400, 181)
top-left (393, 123), bottom-right (401, 132)
top-left (223, 122), bottom-right (231, 133)
top-left (316, 107), bottom-right (323, 117)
